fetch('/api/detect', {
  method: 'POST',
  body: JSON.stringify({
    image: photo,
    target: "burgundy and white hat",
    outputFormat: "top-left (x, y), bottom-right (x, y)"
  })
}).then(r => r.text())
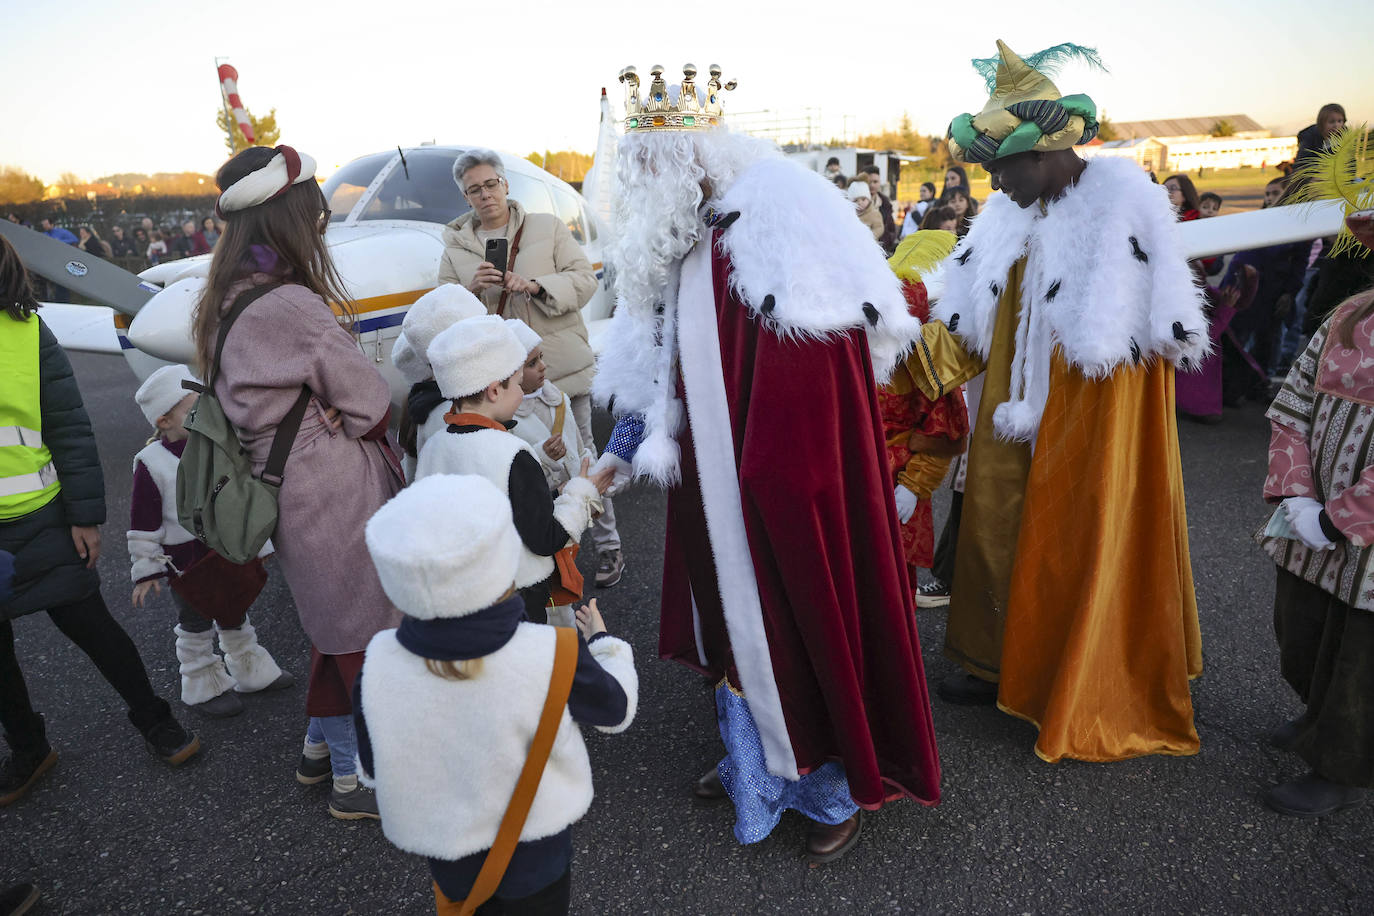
top-left (216, 145), bottom-right (318, 218)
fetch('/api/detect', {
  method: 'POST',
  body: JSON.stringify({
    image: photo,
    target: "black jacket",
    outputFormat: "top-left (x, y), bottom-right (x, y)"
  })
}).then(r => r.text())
top-left (0, 316), bottom-right (105, 618)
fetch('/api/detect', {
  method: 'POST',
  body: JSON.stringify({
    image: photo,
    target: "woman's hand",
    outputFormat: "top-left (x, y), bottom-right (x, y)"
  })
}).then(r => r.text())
top-left (132, 579), bottom-right (162, 608)
top-left (504, 272), bottom-right (540, 296)
top-left (471, 261), bottom-right (505, 294)
top-left (575, 599), bottom-right (606, 639)
top-left (324, 407), bottom-right (343, 431)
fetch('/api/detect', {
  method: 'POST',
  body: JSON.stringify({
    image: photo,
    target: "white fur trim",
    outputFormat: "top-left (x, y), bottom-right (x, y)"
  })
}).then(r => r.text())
top-left (713, 157), bottom-right (919, 382)
top-left (414, 428), bottom-right (556, 589)
top-left (365, 474), bottom-right (521, 619)
top-left (588, 636), bottom-right (638, 734)
top-left (933, 157), bottom-right (1211, 443)
top-left (505, 318), bottom-right (542, 354)
top-left (217, 148), bottom-right (317, 214)
top-left (128, 440), bottom-right (196, 582)
top-left (216, 615), bottom-right (285, 692)
top-left (676, 241), bottom-right (799, 780)
top-left (395, 285), bottom-right (488, 385)
top-left (134, 364), bottom-right (196, 427)
top-left (428, 315), bottom-right (526, 399)
top-left (360, 625), bottom-right (597, 859)
top-left (552, 477), bottom-right (602, 542)
top-left (174, 625), bottom-right (237, 705)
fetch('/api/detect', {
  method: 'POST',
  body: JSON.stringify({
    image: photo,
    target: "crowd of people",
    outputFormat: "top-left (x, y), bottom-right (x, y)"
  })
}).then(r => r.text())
top-left (0, 42), bottom-right (1369, 915)
top-left (6, 211), bottom-right (223, 273)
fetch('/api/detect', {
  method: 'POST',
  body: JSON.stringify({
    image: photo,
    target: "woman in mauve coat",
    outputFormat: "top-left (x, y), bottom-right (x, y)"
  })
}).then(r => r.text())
top-left (192, 145), bottom-right (402, 821)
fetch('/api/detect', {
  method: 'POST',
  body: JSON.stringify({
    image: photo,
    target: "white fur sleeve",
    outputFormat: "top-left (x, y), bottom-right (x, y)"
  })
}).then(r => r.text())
top-left (552, 476), bottom-right (602, 540)
top-left (587, 635), bottom-right (638, 734)
top-left (127, 528), bottom-right (169, 582)
top-left (1143, 205), bottom-right (1212, 368)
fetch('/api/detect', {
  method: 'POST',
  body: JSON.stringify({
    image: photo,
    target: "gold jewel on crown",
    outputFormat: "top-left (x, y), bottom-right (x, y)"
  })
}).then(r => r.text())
top-left (618, 63), bottom-right (737, 132)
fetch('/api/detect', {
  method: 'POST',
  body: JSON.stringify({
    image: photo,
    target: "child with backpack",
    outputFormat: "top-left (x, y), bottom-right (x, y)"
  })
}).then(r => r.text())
top-left (354, 473), bottom-right (637, 914)
top-left (415, 316), bottom-right (612, 622)
top-left (128, 364), bottom-right (293, 718)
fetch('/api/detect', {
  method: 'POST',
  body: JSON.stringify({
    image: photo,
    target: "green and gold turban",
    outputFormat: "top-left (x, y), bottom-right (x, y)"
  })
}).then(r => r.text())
top-left (946, 40), bottom-right (1103, 165)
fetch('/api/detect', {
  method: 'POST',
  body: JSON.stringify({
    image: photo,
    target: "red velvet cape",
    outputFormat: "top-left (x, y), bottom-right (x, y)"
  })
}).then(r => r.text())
top-left (658, 238), bottom-right (941, 808)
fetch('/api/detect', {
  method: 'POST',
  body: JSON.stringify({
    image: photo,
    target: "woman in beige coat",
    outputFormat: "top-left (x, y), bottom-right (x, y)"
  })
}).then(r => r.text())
top-left (437, 149), bottom-right (626, 588)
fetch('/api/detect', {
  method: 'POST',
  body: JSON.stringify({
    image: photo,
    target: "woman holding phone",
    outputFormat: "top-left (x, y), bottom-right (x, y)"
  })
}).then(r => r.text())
top-left (438, 149), bottom-right (628, 590)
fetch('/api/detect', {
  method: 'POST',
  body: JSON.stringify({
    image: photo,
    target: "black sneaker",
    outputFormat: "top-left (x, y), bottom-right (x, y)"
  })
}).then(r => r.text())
top-left (595, 549), bottom-right (625, 588)
top-left (1, 744), bottom-right (57, 807)
top-left (915, 580), bottom-right (951, 608)
top-left (329, 783), bottom-right (380, 820)
top-left (141, 716), bottom-right (201, 766)
top-left (296, 753), bottom-right (332, 785)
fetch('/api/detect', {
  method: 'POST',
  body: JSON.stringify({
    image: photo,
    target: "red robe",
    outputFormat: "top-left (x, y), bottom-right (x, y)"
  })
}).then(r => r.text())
top-left (658, 237), bottom-right (941, 809)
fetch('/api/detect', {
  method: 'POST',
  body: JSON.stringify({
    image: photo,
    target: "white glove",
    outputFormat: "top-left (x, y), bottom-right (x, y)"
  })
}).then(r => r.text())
top-left (592, 452), bottom-right (634, 497)
top-left (894, 485), bottom-right (919, 524)
top-left (1282, 496), bottom-right (1335, 551)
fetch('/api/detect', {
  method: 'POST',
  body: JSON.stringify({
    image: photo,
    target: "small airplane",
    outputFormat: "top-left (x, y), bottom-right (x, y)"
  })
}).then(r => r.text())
top-left (5, 142), bottom-right (617, 407)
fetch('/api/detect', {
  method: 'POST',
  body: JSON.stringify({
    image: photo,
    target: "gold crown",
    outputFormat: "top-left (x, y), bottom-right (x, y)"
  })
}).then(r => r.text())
top-left (618, 63), bottom-right (737, 132)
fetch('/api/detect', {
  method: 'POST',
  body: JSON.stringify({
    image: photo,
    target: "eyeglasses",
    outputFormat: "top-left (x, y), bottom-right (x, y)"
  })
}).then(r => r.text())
top-left (464, 178), bottom-right (505, 198)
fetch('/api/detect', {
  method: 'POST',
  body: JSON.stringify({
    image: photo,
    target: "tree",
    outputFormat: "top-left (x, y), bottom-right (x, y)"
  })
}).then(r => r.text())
top-left (525, 150), bottom-right (594, 182)
top-left (1210, 119), bottom-right (1236, 137)
top-left (216, 107), bottom-right (282, 156)
top-left (1097, 117), bottom-right (1120, 141)
top-left (0, 166), bottom-right (44, 205)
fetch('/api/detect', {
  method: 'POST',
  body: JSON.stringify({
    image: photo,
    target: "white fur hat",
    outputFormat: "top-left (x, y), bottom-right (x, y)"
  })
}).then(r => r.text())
top-left (134, 364), bottom-right (197, 426)
top-left (505, 318), bottom-right (542, 355)
top-left (365, 474), bottom-right (519, 619)
top-left (429, 315), bottom-right (527, 399)
top-left (846, 181), bottom-right (871, 201)
top-left (392, 284), bottom-right (488, 385)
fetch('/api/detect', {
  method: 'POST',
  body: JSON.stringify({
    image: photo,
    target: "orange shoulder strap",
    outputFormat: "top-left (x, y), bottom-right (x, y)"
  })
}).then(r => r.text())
top-left (550, 398), bottom-right (567, 438)
top-left (435, 625), bottom-right (579, 916)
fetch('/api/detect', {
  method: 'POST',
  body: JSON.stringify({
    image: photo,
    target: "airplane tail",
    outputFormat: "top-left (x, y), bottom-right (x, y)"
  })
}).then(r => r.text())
top-left (582, 87), bottom-right (619, 251)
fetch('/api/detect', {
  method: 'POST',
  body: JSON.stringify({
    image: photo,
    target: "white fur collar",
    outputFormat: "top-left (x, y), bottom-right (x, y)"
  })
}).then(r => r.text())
top-left (932, 156), bottom-right (1210, 442)
top-left (711, 157), bottom-right (917, 381)
top-left (517, 380), bottom-right (563, 411)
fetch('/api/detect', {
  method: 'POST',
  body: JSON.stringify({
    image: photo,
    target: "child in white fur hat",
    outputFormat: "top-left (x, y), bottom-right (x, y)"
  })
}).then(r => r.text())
top-left (128, 364), bottom-right (293, 717)
top-left (391, 284), bottom-right (486, 481)
top-left (354, 473), bottom-right (637, 913)
top-left (416, 316), bottom-right (613, 623)
top-left (507, 319), bottom-right (593, 493)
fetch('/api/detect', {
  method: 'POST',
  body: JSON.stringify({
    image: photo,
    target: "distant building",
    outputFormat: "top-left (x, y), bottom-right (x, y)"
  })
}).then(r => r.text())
top-left (1085, 114), bottom-right (1296, 172)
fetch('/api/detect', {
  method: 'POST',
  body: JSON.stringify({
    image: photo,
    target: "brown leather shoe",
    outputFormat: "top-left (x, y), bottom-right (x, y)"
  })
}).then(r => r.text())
top-left (693, 765), bottom-right (727, 801)
top-left (805, 811), bottom-right (863, 864)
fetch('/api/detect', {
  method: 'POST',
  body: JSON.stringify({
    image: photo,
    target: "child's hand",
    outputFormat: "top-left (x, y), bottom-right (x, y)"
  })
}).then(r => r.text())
top-left (575, 599), bottom-right (606, 640)
top-left (543, 436), bottom-right (567, 461)
top-left (579, 457), bottom-right (615, 495)
top-left (132, 579), bottom-right (162, 608)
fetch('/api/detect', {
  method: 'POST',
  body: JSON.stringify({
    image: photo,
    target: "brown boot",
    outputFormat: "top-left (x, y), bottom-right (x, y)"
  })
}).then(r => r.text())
top-left (805, 811), bottom-right (863, 864)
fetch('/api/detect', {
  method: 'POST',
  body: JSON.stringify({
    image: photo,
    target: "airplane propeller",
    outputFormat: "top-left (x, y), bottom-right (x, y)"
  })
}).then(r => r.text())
top-left (0, 219), bottom-right (159, 316)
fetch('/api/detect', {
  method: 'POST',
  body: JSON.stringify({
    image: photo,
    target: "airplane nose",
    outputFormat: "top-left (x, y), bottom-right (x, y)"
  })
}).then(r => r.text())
top-left (127, 277), bottom-right (203, 364)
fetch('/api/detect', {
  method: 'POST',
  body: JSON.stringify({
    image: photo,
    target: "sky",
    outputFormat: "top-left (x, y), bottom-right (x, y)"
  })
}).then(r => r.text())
top-left (2, 0), bottom-right (1370, 184)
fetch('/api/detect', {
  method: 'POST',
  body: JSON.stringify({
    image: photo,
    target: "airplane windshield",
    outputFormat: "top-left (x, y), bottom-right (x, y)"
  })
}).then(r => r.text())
top-left (322, 151), bottom-right (393, 222)
top-left (358, 149), bottom-right (471, 225)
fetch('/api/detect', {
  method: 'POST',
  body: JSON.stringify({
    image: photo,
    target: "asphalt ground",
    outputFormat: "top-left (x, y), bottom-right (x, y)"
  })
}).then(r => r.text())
top-left (2, 351), bottom-right (1371, 915)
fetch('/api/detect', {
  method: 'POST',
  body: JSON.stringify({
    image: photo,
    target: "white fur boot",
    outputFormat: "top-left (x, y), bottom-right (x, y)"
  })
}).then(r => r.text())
top-left (217, 616), bottom-right (293, 693)
top-left (174, 625), bottom-right (241, 715)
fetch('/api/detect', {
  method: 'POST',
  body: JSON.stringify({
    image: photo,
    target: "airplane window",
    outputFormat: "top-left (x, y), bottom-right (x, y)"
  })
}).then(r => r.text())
top-left (552, 187), bottom-right (587, 244)
top-left (361, 149), bottom-right (470, 224)
top-left (322, 151), bottom-right (394, 222)
top-left (507, 173), bottom-right (556, 218)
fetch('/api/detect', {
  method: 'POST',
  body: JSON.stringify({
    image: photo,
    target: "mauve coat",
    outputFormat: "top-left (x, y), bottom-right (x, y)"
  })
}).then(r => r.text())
top-left (215, 278), bottom-right (402, 654)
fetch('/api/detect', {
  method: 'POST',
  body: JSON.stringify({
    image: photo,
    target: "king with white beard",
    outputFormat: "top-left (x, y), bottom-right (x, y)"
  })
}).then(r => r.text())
top-left (591, 64), bottom-right (942, 862)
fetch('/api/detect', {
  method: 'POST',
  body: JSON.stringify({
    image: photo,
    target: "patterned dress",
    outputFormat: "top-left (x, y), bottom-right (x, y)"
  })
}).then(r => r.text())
top-left (1260, 294), bottom-right (1374, 610)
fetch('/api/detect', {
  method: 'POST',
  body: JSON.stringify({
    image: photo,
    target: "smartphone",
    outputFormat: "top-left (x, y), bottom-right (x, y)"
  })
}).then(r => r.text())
top-left (484, 237), bottom-right (508, 276)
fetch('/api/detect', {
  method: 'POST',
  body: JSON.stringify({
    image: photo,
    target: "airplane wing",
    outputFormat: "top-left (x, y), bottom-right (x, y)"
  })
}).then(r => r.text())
top-left (36, 303), bottom-right (122, 354)
top-left (0, 219), bottom-right (159, 316)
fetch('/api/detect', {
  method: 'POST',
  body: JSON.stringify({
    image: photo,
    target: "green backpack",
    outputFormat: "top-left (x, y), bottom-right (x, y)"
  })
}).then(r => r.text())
top-left (176, 282), bottom-right (311, 564)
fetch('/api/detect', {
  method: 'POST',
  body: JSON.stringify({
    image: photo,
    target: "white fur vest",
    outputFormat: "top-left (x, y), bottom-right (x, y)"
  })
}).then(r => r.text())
top-left (359, 624), bottom-right (636, 860)
top-left (930, 156), bottom-right (1210, 443)
top-left (413, 426), bottom-right (597, 588)
top-left (591, 156), bottom-right (920, 486)
top-left (126, 440), bottom-right (196, 581)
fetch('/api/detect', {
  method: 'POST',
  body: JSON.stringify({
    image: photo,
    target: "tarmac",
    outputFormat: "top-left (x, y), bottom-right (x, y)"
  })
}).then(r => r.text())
top-left (1, 350), bottom-right (1371, 915)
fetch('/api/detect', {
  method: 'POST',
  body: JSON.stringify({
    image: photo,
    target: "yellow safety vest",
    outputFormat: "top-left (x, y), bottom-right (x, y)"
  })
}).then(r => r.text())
top-left (0, 313), bottom-right (61, 520)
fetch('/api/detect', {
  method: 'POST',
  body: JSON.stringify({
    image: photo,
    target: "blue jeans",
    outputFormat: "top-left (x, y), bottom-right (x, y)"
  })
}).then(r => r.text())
top-left (306, 715), bottom-right (357, 778)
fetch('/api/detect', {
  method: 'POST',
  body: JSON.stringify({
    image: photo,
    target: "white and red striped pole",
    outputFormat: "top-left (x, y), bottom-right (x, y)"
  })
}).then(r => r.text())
top-left (216, 62), bottom-right (256, 145)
